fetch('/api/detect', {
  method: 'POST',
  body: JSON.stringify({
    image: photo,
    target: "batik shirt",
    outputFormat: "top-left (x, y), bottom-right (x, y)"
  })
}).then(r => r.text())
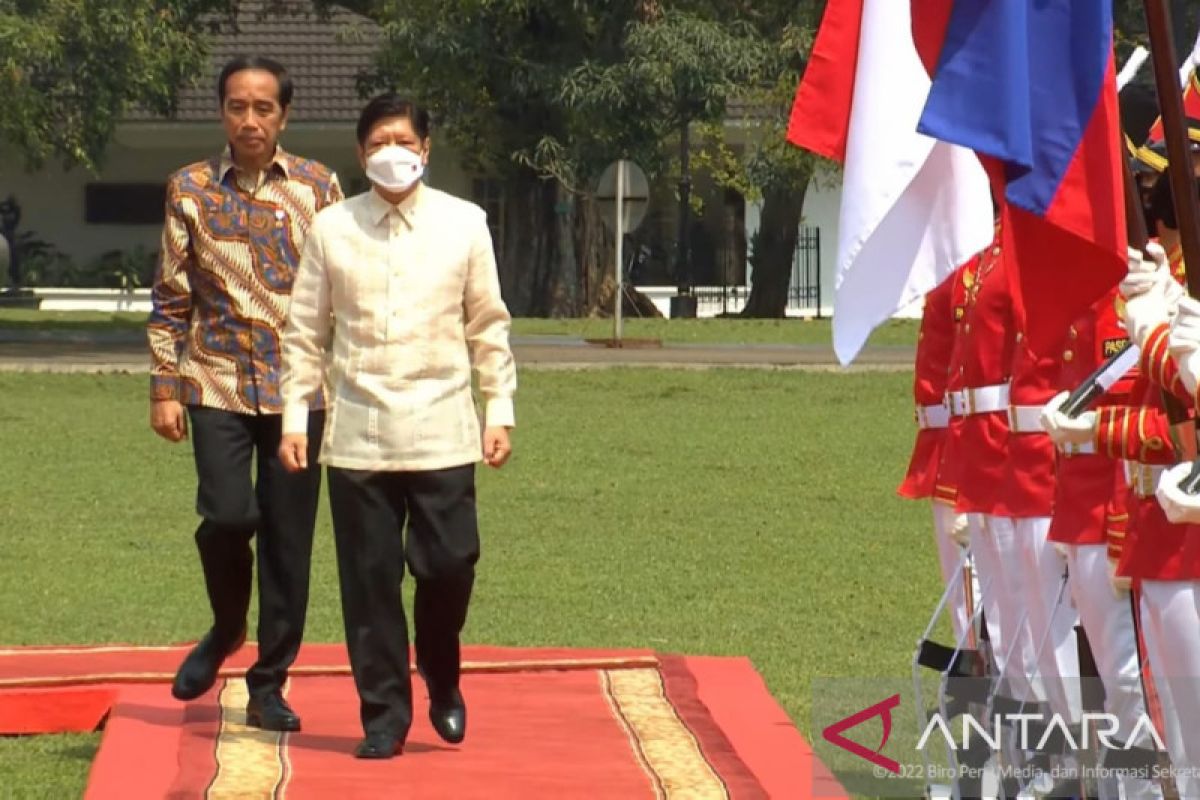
top-left (148, 146), bottom-right (342, 413)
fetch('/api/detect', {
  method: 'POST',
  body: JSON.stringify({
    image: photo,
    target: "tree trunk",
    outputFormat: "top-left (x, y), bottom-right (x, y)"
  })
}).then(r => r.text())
top-left (740, 180), bottom-right (808, 318)
top-left (573, 192), bottom-right (663, 318)
top-left (575, 192), bottom-right (609, 313)
top-left (498, 171), bottom-right (579, 316)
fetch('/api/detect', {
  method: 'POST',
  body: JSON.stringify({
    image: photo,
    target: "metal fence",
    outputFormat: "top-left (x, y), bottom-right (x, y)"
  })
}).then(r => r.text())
top-left (789, 225), bottom-right (822, 316)
top-left (690, 225), bottom-right (822, 317)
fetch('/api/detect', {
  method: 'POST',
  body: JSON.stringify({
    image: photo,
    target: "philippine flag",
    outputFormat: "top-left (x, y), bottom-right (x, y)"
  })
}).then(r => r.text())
top-left (917, 0), bottom-right (1128, 356)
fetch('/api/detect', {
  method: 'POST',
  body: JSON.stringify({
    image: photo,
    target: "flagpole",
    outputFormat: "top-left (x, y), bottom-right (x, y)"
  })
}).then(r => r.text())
top-left (1144, 0), bottom-right (1200, 294)
top-left (1131, 17), bottom-right (1196, 800)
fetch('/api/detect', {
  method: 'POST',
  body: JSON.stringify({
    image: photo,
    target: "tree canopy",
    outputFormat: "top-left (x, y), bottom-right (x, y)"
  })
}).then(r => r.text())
top-left (0, 0), bottom-right (236, 171)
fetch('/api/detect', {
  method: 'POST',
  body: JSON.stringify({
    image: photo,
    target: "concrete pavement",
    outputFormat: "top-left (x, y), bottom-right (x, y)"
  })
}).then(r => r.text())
top-left (0, 331), bottom-right (916, 373)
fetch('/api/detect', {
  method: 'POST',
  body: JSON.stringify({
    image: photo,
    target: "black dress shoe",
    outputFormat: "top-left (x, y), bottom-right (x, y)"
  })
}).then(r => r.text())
top-left (354, 734), bottom-right (403, 759)
top-left (429, 687), bottom-right (466, 744)
top-left (246, 692), bottom-right (301, 732)
top-left (171, 627), bottom-right (246, 701)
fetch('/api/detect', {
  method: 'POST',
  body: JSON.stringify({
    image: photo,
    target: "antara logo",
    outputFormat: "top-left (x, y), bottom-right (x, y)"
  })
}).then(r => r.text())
top-left (821, 694), bottom-right (901, 774)
top-left (916, 712), bottom-right (1166, 752)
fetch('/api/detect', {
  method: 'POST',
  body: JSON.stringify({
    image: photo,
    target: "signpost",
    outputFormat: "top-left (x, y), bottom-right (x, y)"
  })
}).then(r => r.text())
top-left (596, 159), bottom-right (649, 344)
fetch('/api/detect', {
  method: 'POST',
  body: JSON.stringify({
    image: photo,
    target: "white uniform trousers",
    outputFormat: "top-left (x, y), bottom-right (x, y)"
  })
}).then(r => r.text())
top-left (970, 513), bottom-right (1042, 702)
top-left (932, 502), bottom-right (977, 643)
top-left (1140, 580), bottom-right (1200, 799)
top-left (1011, 516), bottom-right (1082, 723)
top-left (1066, 544), bottom-right (1162, 800)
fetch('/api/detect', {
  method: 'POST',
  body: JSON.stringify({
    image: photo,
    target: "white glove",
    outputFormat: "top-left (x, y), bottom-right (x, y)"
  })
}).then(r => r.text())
top-left (951, 513), bottom-right (970, 547)
top-left (1165, 275), bottom-right (1186, 312)
top-left (1122, 273), bottom-right (1175, 347)
top-left (1169, 296), bottom-right (1200, 394)
top-left (1156, 461), bottom-right (1200, 524)
top-left (1127, 241), bottom-right (1169, 278)
top-left (1121, 243), bottom-right (1176, 346)
top-left (1039, 391), bottom-right (1097, 447)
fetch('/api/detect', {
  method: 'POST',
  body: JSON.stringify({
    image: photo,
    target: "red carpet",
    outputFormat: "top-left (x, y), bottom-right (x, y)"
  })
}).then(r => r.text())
top-left (0, 643), bottom-right (847, 799)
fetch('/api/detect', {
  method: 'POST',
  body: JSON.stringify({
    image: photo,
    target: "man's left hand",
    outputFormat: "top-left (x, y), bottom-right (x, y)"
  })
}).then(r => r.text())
top-left (1156, 461), bottom-right (1200, 524)
top-left (483, 426), bottom-right (512, 468)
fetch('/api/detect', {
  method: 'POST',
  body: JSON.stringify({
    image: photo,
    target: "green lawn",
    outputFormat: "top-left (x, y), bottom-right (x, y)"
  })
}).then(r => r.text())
top-left (0, 308), bottom-right (920, 347)
top-left (0, 368), bottom-right (941, 797)
top-left (0, 309), bottom-right (149, 331)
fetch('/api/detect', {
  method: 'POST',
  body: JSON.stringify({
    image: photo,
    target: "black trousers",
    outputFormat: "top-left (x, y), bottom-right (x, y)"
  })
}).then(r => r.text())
top-left (327, 464), bottom-right (480, 740)
top-left (187, 406), bottom-right (324, 699)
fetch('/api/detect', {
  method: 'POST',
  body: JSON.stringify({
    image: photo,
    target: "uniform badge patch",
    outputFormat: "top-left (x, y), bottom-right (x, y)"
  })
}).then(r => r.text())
top-left (1102, 337), bottom-right (1130, 358)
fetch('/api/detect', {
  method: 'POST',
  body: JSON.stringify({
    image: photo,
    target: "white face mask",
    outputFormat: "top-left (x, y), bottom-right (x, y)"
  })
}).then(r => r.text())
top-left (365, 145), bottom-right (425, 193)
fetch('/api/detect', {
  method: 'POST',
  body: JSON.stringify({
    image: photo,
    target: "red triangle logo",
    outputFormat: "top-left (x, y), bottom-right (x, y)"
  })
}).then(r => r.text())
top-left (821, 693), bottom-right (902, 774)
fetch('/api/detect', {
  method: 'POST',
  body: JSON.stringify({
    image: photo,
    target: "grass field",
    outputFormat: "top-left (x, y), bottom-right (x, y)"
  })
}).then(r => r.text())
top-left (0, 308), bottom-right (920, 347)
top-left (0, 368), bottom-right (941, 797)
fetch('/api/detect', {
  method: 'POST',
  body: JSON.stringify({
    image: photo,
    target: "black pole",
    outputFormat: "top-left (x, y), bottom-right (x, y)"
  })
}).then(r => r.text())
top-left (677, 118), bottom-right (691, 294)
top-left (670, 118), bottom-right (698, 318)
top-left (0, 196), bottom-right (21, 291)
top-left (1144, 0), bottom-right (1200, 296)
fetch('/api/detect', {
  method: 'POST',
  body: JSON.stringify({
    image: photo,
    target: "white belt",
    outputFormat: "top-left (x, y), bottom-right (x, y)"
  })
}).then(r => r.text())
top-left (1057, 441), bottom-right (1096, 456)
top-left (916, 403), bottom-right (950, 430)
top-left (1007, 405), bottom-right (1046, 434)
top-left (1125, 461), bottom-right (1166, 498)
top-left (946, 384), bottom-right (1010, 416)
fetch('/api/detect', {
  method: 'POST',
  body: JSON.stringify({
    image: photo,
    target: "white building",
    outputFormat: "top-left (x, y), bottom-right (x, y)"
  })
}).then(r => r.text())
top-left (1, 1), bottom-right (844, 319)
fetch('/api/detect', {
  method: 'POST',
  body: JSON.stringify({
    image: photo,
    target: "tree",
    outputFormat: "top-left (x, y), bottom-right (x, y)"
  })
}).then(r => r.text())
top-left (561, 9), bottom-right (770, 308)
top-left (0, 0), bottom-right (235, 172)
top-left (326, 1), bottom-right (638, 315)
top-left (335, 0), bottom-right (779, 317)
top-left (1114, 0), bottom-right (1200, 65)
top-left (682, 0), bottom-right (828, 318)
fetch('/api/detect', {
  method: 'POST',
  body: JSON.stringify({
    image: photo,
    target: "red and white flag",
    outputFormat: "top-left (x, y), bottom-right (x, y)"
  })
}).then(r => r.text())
top-left (787, 0), bottom-right (993, 364)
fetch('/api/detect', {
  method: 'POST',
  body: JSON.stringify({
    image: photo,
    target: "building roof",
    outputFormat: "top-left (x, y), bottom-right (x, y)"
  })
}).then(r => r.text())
top-left (129, 1), bottom-right (382, 123)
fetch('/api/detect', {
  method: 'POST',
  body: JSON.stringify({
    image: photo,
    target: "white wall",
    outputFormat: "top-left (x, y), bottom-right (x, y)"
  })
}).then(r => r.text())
top-left (736, 177), bottom-right (840, 316)
top-left (801, 179), bottom-right (840, 314)
top-left (0, 122), bottom-right (474, 266)
top-left (797, 179), bottom-right (927, 320)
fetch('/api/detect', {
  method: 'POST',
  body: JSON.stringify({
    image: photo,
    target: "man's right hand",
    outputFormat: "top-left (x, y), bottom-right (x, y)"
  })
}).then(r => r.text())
top-left (279, 434), bottom-right (309, 473)
top-left (1121, 243), bottom-right (1176, 346)
top-left (151, 400), bottom-right (188, 442)
top-left (1039, 391), bottom-right (1097, 447)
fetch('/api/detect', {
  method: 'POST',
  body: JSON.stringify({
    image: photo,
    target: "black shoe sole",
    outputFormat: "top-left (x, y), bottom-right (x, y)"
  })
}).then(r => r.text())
top-left (354, 741), bottom-right (402, 759)
top-left (171, 683), bottom-right (213, 702)
top-left (170, 631), bottom-right (248, 702)
top-left (245, 710), bottom-right (301, 732)
top-left (429, 712), bottom-right (465, 744)
top-left (431, 726), bottom-right (465, 744)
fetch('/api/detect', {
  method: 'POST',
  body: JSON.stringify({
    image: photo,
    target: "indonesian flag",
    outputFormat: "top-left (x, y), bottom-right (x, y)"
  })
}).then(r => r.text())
top-left (787, 0), bottom-right (993, 365)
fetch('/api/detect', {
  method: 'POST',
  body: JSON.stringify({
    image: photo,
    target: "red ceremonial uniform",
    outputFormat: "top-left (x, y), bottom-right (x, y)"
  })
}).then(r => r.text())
top-left (940, 236), bottom-right (1017, 514)
top-left (1048, 291), bottom-right (1132, 547)
top-left (1108, 322), bottom-right (1196, 582)
top-left (993, 336), bottom-right (1058, 518)
top-left (898, 267), bottom-right (963, 501)
top-left (1092, 245), bottom-right (1194, 580)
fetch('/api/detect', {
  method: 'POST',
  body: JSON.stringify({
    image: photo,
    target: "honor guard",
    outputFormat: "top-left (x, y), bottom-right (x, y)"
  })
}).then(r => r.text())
top-left (899, 264), bottom-right (972, 640)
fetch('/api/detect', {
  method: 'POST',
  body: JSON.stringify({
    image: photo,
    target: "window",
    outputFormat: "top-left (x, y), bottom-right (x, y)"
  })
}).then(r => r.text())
top-left (84, 183), bottom-right (167, 225)
top-left (471, 178), bottom-right (504, 255)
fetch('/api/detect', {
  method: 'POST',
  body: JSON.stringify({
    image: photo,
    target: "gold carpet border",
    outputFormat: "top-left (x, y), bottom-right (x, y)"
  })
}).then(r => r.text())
top-left (0, 645), bottom-right (193, 657)
top-left (602, 667), bottom-right (729, 799)
top-left (206, 678), bottom-right (288, 800)
top-left (0, 655), bottom-right (660, 689)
